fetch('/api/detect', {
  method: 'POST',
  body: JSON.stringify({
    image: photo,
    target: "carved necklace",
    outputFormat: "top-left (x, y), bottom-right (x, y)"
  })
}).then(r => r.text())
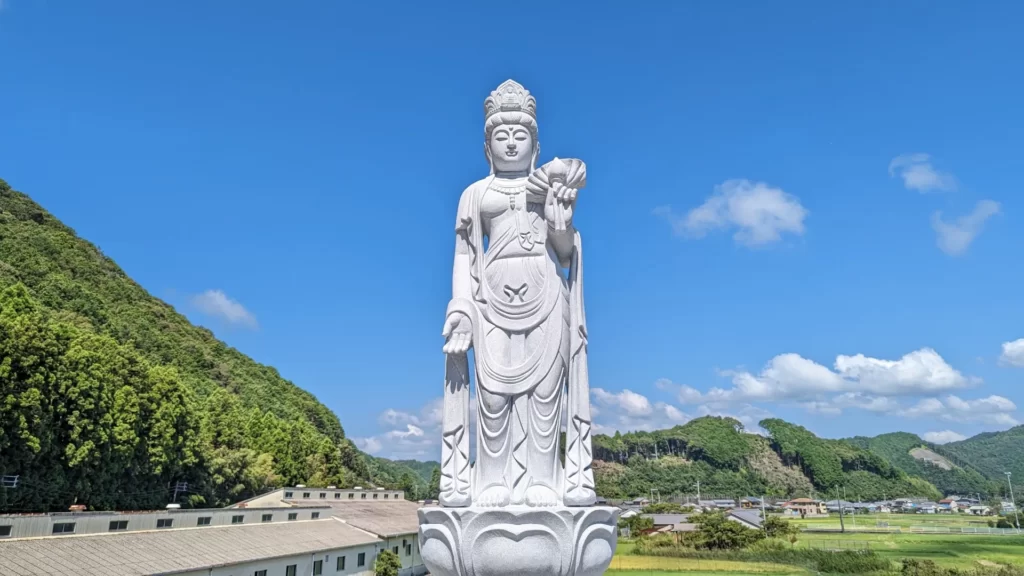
top-left (488, 179), bottom-right (527, 210)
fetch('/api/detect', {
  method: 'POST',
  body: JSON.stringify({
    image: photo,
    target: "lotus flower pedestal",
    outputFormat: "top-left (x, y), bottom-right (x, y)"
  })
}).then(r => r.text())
top-left (417, 506), bottom-right (619, 576)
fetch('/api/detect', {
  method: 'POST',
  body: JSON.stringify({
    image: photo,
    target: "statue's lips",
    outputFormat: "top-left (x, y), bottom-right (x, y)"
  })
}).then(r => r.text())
top-left (504, 150), bottom-right (518, 157)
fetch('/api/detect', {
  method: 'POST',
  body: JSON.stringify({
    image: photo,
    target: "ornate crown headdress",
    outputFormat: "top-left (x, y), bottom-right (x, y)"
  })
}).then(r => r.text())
top-left (484, 79), bottom-right (536, 120)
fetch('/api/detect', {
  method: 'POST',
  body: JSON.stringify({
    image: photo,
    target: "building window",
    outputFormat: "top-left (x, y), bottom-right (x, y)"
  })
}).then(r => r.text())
top-left (357, 553), bottom-right (366, 567)
top-left (255, 571), bottom-right (267, 576)
top-left (393, 546), bottom-right (399, 555)
top-left (285, 566), bottom-right (297, 576)
top-left (348, 493), bottom-right (354, 499)
top-left (52, 522), bottom-right (76, 534)
top-left (231, 515), bottom-right (244, 524)
top-left (311, 512), bottom-right (320, 519)
top-left (319, 492), bottom-right (326, 499)
top-left (0, 525), bottom-right (11, 537)
top-left (337, 556), bottom-right (346, 570)
top-left (334, 492), bottom-right (341, 499)
top-left (373, 493), bottom-right (379, 499)
top-left (157, 519), bottom-right (173, 529)
top-left (261, 514), bottom-right (273, 523)
top-left (108, 520), bottom-right (128, 531)
top-left (197, 516), bottom-right (211, 526)
top-left (384, 494), bottom-right (389, 499)
top-left (303, 492), bottom-right (311, 498)
top-left (313, 560), bottom-right (323, 575)
top-left (284, 491), bottom-right (294, 498)
top-left (361, 493), bottom-right (366, 499)
top-left (406, 544), bottom-right (412, 556)
top-left (287, 512), bottom-right (297, 521)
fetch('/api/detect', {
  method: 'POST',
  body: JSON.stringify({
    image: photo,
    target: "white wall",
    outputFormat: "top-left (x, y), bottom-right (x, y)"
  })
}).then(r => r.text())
top-left (175, 542), bottom-right (379, 576)
top-left (0, 507), bottom-right (329, 539)
top-left (381, 533), bottom-right (427, 576)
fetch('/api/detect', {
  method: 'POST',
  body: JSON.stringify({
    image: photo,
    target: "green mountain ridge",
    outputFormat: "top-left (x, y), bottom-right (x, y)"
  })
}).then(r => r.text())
top-left (590, 418), bottom-right (1022, 501)
top-left (943, 425), bottom-right (1024, 483)
top-left (844, 431), bottom-right (995, 497)
top-left (0, 178), bottom-right (426, 511)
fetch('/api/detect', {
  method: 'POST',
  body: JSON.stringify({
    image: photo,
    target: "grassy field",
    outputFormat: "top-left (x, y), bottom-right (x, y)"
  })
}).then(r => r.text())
top-left (606, 555), bottom-right (807, 575)
top-left (608, 515), bottom-right (1024, 574)
top-left (794, 531), bottom-right (1024, 568)
top-left (791, 511), bottom-right (999, 530)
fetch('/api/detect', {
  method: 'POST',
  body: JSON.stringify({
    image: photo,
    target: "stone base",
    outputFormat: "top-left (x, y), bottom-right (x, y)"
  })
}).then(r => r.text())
top-left (418, 505), bottom-right (618, 576)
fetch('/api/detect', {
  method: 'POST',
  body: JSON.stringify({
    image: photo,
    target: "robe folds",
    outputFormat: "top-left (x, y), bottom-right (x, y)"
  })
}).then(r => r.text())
top-left (439, 167), bottom-right (596, 507)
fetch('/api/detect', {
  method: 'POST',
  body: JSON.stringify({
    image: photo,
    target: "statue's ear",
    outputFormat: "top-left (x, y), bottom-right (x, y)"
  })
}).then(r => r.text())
top-left (484, 142), bottom-right (494, 175)
top-left (531, 142), bottom-right (540, 172)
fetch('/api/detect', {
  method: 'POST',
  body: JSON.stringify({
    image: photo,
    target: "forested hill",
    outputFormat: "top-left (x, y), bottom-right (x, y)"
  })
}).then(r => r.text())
top-left (942, 425), bottom-right (1024, 482)
top-left (591, 417), bottom-right (946, 501)
top-left (844, 432), bottom-right (996, 496)
top-left (0, 179), bottom-right (425, 512)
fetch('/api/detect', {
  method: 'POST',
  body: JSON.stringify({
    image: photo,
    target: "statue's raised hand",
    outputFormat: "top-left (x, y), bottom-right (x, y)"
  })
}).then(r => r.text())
top-left (442, 312), bottom-right (472, 354)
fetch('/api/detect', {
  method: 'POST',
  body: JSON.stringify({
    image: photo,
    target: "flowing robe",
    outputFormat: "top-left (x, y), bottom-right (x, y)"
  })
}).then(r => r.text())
top-left (440, 163), bottom-right (596, 507)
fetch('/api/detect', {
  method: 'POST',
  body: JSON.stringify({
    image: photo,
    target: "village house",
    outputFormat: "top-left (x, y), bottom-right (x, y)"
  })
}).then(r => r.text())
top-left (782, 498), bottom-right (827, 516)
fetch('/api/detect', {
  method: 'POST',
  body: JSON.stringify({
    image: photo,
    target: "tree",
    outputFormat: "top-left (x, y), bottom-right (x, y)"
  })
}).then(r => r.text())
top-left (763, 516), bottom-right (798, 539)
top-left (427, 466), bottom-right (441, 500)
top-left (619, 515), bottom-right (653, 536)
top-left (642, 502), bottom-right (685, 514)
top-left (374, 549), bottom-right (402, 576)
top-left (687, 512), bottom-right (764, 550)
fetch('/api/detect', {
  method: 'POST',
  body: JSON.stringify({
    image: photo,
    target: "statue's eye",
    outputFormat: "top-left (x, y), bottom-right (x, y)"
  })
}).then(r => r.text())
top-left (515, 134), bottom-right (528, 141)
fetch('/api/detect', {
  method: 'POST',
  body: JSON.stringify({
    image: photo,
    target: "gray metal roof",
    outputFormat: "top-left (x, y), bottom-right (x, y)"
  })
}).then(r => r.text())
top-left (319, 500), bottom-right (422, 537)
top-left (727, 509), bottom-right (763, 528)
top-left (643, 514), bottom-right (689, 526)
top-left (0, 519), bottom-right (379, 576)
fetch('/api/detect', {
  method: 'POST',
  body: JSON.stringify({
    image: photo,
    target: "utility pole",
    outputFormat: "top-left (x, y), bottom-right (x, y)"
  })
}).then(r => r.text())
top-left (761, 495), bottom-right (767, 536)
top-left (695, 481), bottom-right (701, 506)
top-left (1006, 472), bottom-right (1021, 531)
top-left (844, 486), bottom-right (855, 529)
top-left (172, 481), bottom-right (188, 503)
top-left (835, 485), bottom-right (845, 533)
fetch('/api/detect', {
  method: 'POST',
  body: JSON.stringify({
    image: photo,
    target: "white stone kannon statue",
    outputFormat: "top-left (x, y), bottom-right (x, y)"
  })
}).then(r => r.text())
top-left (418, 80), bottom-right (617, 576)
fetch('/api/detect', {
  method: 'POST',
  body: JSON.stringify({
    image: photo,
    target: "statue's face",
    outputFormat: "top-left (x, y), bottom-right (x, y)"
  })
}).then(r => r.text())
top-left (488, 123), bottom-right (534, 174)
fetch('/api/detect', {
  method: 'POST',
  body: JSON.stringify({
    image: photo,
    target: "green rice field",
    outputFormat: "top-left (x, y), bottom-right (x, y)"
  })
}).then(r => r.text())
top-left (608, 514), bottom-right (1024, 574)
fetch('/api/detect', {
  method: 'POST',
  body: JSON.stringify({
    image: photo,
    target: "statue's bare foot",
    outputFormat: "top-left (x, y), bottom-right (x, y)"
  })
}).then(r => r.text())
top-left (564, 487), bottom-right (597, 507)
top-left (525, 485), bottom-right (558, 507)
top-left (476, 486), bottom-right (510, 507)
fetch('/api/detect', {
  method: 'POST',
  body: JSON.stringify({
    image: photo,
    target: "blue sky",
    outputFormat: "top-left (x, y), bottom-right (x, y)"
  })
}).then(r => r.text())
top-left (2, 1), bottom-right (1022, 459)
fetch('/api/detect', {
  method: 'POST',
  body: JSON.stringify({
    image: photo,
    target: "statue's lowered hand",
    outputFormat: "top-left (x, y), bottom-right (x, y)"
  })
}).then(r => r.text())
top-left (442, 312), bottom-right (473, 355)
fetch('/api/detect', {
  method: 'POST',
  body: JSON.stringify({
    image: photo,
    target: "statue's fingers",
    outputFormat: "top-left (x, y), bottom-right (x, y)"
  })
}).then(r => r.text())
top-left (442, 316), bottom-right (455, 337)
top-left (458, 333), bottom-right (470, 353)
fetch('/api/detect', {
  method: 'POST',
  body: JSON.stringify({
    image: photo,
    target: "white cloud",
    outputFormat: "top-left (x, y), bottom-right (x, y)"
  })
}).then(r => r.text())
top-left (353, 436), bottom-right (383, 454)
top-left (922, 430), bottom-right (967, 444)
top-left (888, 153), bottom-right (957, 193)
top-left (592, 388), bottom-right (653, 417)
top-left (701, 348), bottom-right (973, 404)
top-left (590, 388), bottom-right (691, 434)
top-left (190, 289), bottom-right (258, 328)
top-left (899, 395), bottom-right (1018, 427)
top-left (999, 338), bottom-right (1024, 368)
top-left (931, 200), bottom-right (1001, 256)
top-left (655, 179), bottom-right (808, 247)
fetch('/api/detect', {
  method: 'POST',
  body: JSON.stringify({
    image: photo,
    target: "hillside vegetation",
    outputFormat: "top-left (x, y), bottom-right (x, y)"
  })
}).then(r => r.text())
top-left (593, 417), bottom-right (943, 500)
top-left (0, 179), bottom-right (423, 511)
top-left (942, 425), bottom-right (1024, 482)
top-left (845, 432), bottom-right (995, 496)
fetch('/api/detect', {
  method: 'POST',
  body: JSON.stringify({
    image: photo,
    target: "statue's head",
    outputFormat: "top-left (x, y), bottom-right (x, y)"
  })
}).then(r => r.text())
top-left (483, 79), bottom-right (539, 175)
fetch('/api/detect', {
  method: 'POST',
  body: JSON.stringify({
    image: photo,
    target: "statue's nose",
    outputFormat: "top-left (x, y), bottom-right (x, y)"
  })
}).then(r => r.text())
top-left (507, 142), bottom-right (516, 149)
